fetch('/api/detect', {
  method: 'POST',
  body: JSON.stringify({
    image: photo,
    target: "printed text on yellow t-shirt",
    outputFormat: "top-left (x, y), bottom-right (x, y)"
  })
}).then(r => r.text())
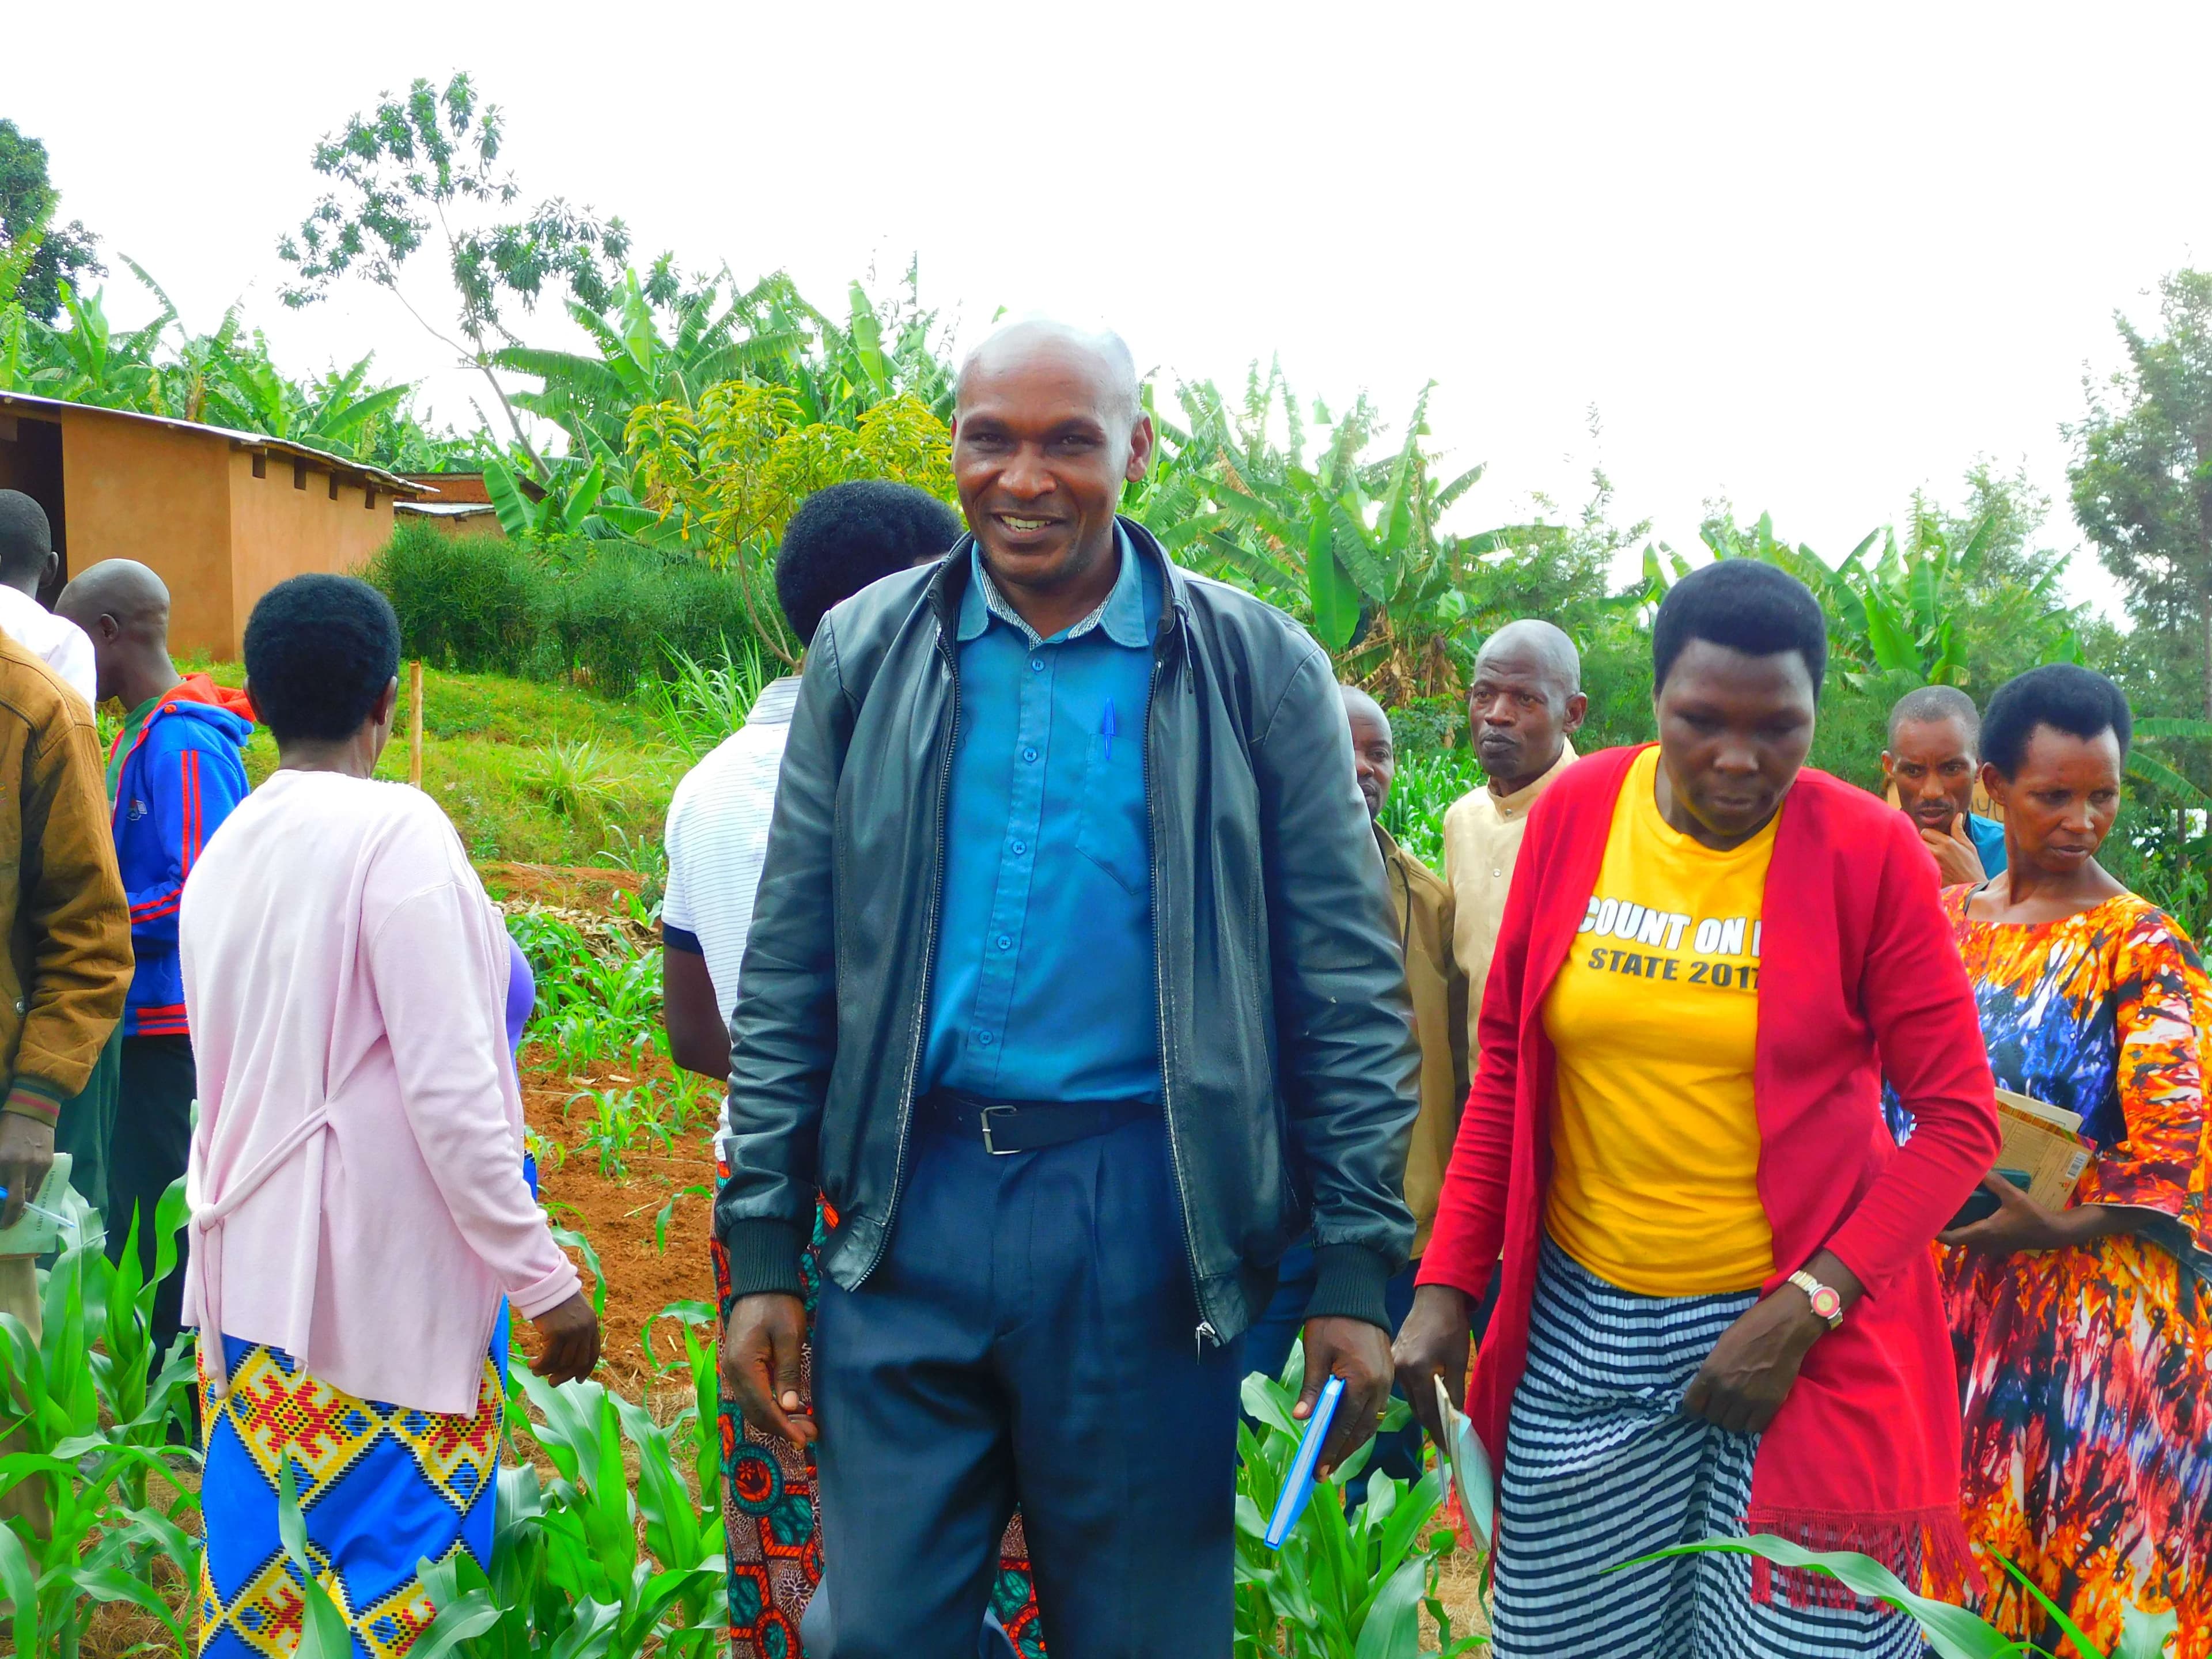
top-left (1543, 746), bottom-right (1778, 1296)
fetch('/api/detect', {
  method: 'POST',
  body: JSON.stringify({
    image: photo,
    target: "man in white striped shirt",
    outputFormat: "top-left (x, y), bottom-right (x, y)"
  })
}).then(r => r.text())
top-left (664, 479), bottom-right (973, 1657)
top-left (662, 482), bottom-right (965, 1132)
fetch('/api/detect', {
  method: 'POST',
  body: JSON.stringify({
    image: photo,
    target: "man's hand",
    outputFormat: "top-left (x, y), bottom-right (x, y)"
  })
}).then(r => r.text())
top-left (1920, 819), bottom-right (1987, 887)
top-left (0, 1113), bottom-right (55, 1232)
top-left (1392, 1283), bottom-right (1474, 1444)
top-left (721, 1292), bottom-right (815, 1449)
top-left (1938, 1173), bottom-right (2112, 1256)
top-left (1296, 1315), bottom-right (1393, 1478)
top-left (528, 1292), bottom-right (601, 1385)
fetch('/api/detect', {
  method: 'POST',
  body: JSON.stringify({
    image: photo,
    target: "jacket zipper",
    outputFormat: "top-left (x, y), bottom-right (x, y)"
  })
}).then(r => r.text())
top-left (857, 624), bottom-right (961, 1286)
top-left (1145, 627), bottom-right (1217, 1354)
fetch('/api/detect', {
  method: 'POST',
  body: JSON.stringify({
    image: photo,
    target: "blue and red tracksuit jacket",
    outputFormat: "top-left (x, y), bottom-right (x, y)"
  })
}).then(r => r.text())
top-left (111, 675), bottom-right (254, 1039)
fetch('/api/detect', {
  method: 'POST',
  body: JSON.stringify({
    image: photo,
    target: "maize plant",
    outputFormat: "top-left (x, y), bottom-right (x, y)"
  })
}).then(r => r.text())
top-left (0, 1180), bottom-right (202, 1657)
top-left (1642, 1537), bottom-right (2177, 1658)
top-left (1233, 1343), bottom-right (1483, 1658)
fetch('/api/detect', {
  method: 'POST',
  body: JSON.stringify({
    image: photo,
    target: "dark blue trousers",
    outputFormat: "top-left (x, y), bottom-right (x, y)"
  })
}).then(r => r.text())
top-left (812, 1115), bottom-right (1244, 1659)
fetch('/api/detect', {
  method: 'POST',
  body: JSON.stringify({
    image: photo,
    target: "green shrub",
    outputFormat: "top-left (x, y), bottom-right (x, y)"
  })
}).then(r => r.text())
top-left (361, 521), bottom-right (546, 676)
top-left (542, 546), bottom-right (758, 698)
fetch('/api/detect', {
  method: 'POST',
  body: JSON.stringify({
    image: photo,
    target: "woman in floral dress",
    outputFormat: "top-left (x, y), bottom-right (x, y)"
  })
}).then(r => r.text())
top-left (1933, 665), bottom-right (2211, 1656)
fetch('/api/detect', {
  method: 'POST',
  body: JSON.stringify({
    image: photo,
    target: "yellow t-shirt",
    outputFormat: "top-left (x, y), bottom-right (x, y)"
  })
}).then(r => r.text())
top-left (1542, 746), bottom-right (1777, 1295)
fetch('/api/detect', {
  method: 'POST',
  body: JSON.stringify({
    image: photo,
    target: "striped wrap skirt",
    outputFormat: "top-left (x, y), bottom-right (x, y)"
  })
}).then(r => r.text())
top-left (1490, 1238), bottom-right (1923, 1658)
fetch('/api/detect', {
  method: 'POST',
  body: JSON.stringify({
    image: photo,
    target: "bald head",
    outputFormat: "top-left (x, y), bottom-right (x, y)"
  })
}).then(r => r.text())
top-left (56, 560), bottom-right (176, 706)
top-left (58, 560), bottom-right (171, 632)
top-left (1469, 618), bottom-right (1588, 794)
top-left (957, 318), bottom-right (1141, 435)
top-left (1475, 619), bottom-right (1581, 696)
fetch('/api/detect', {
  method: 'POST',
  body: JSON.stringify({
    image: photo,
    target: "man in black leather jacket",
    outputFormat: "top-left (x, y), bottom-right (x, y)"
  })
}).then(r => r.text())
top-left (715, 319), bottom-right (1418, 1658)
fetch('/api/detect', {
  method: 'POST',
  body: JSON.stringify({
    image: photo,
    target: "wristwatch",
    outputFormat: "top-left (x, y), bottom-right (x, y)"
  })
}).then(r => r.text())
top-left (1787, 1269), bottom-right (1844, 1331)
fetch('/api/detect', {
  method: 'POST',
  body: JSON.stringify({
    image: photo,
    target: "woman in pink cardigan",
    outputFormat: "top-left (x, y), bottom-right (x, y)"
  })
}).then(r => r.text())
top-left (1396, 562), bottom-right (1998, 1657)
top-left (179, 575), bottom-right (597, 1659)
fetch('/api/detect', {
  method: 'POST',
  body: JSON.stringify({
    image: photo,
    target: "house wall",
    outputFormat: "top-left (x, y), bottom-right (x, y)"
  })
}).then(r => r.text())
top-left (226, 453), bottom-right (400, 654)
top-left (56, 410), bottom-right (237, 656)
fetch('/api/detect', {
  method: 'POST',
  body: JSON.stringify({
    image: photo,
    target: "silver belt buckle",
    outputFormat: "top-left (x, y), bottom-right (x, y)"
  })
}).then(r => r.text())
top-left (979, 1104), bottom-right (1021, 1156)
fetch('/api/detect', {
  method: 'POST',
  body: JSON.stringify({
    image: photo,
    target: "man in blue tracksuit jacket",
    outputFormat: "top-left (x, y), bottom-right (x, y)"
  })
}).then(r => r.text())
top-left (58, 561), bottom-right (253, 1357)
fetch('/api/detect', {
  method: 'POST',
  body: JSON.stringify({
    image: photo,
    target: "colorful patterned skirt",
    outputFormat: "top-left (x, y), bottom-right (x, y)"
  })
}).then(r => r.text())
top-left (197, 1329), bottom-right (506, 1659)
top-left (1941, 1231), bottom-right (2212, 1657)
top-left (711, 1177), bottom-right (1045, 1657)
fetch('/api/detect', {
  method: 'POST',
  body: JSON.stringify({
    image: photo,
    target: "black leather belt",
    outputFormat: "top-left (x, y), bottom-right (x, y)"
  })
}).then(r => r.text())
top-left (920, 1089), bottom-right (1155, 1156)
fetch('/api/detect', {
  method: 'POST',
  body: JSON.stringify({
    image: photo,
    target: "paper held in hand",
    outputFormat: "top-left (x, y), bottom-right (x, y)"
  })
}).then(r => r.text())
top-left (0, 1153), bottom-right (74, 1256)
top-left (1992, 1088), bottom-right (2092, 1209)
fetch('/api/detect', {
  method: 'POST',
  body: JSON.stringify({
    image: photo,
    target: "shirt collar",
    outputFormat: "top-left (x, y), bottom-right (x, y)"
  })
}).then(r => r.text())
top-left (957, 525), bottom-right (1150, 648)
top-left (1488, 738), bottom-right (1577, 817)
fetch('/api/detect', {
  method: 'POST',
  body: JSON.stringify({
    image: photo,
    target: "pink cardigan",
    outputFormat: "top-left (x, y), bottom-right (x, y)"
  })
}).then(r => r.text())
top-left (179, 771), bottom-right (578, 1414)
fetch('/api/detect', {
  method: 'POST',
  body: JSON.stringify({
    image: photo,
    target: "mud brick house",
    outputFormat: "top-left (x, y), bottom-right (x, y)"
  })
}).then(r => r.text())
top-left (0, 388), bottom-right (433, 657)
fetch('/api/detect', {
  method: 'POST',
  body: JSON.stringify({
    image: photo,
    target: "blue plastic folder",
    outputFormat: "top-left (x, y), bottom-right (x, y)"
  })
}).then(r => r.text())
top-left (1263, 1373), bottom-right (1344, 1549)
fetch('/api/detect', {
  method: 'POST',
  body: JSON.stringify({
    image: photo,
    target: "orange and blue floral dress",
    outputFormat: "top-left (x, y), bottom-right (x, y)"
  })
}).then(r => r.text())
top-left (1935, 888), bottom-right (2212, 1658)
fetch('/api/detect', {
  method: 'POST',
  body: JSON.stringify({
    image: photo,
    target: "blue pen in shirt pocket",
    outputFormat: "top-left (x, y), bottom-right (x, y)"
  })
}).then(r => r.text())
top-left (1100, 696), bottom-right (1118, 762)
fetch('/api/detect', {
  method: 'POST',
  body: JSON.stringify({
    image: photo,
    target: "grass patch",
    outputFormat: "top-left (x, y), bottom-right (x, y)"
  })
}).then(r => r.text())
top-left (189, 657), bottom-right (691, 868)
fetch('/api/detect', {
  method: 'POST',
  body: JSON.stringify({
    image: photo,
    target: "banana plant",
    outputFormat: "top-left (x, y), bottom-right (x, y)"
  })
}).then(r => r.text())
top-left (485, 454), bottom-right (607, 540)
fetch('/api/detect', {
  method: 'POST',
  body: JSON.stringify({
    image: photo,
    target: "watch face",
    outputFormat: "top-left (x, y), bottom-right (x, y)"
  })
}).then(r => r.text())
top-left (1810, 1286), bottom-right (1842, 1320)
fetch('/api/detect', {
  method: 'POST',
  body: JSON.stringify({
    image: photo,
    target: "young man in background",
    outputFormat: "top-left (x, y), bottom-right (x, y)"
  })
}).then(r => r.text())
top-left (56, 559), bottom-right (253, 1361)
top-left (660, 478), bottom-right (979, 1658)
top-left (0, 491), bottom-right (96, 706)
top-left (1882, 683), bottom-right (2006, 887)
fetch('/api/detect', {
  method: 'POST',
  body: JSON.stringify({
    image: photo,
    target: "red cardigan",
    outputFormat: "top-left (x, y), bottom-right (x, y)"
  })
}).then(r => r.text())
top-left (1419, 745), bottom-right (1999, 1593)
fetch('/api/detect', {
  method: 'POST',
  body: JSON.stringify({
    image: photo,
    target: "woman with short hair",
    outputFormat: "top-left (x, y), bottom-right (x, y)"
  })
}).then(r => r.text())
top-left (1930, 663), bottom-right (2210, 1651)
top-left (1396, 560), bottom-right (1999, 1657)
top-left (181, 574), bottom-right (598, 1659)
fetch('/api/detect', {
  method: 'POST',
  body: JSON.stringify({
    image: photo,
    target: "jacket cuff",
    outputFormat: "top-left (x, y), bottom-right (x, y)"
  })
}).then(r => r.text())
top-left (721, 1218), bottom-right (808, 1300)
top-left (1303, 1243), bottom-right (1394, 1332)
top-left (1, 1078), bottom-right (65, 1128)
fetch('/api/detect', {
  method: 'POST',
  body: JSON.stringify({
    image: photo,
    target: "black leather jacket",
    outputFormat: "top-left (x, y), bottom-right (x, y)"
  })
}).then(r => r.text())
top-left (714, 520), bottom-right (1419, 1341)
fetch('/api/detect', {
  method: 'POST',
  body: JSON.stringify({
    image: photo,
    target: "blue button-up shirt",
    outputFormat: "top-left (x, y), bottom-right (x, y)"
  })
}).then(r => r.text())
top-left (921, 530), bottom-right (1163, 1104)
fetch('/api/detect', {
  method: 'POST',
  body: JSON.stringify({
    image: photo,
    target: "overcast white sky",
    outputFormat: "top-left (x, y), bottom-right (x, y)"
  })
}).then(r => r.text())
top-left (13, 1), bottom-right (2209, 616)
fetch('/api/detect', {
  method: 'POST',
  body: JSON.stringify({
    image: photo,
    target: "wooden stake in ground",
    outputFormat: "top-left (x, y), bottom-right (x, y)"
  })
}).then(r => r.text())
top-left (408, 660), bottom-right (424, 788)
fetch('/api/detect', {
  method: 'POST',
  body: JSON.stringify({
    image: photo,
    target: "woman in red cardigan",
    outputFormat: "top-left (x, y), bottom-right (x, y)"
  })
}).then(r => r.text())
top-left (1396, 560), bottom-right (1999, 1657)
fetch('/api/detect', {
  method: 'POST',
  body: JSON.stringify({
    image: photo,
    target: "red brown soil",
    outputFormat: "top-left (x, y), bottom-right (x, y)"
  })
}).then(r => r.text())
top-left (516, 1045), bottom-right (721, 1398)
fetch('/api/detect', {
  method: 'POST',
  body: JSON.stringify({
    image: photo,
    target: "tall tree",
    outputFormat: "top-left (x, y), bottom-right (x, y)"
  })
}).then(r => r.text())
top-left (275, 73), bottom-right (631, 482)
top-left (0, 119), bottom-right (103, 323)
top-left (2070, 270), bottom-right (2212, 719)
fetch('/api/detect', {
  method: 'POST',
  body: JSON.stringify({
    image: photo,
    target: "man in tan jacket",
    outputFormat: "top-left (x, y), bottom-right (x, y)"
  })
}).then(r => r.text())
top-left (1245, 685), bottom-right (1465, 1493)
top-left (1441, 620), bottom-right (1585, 1056)
top-left (0, 629), bottom-right (132, 1527)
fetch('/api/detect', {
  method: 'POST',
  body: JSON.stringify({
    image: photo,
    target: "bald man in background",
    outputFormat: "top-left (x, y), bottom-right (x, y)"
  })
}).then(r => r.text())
top-left (58, 560), bottom-right (255, 1358)
top-left (714, 320), bottom-right (1417, 1656)
top-left (1441, 621), bottom-right (1586, 1054)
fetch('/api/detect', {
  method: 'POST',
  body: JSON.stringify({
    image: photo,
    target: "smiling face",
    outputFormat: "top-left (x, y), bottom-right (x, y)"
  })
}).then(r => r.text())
top-left (1985, 724), bottom-right (2122, 879)
top-left (1652, 638), bottom-right (1818, 846)
top-left (950, 328), bottom-right (1154, 608)
top-left (1884, 714), bottom-right (1980, 835)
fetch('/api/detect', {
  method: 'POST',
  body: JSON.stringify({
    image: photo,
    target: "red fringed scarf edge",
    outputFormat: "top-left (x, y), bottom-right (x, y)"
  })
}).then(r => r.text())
top-left (1740, 1505), bottom-right (1981, 1611)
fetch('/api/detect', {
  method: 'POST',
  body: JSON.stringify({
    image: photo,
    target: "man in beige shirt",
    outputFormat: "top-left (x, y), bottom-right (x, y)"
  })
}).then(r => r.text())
top-left (1441, 620), bottom-right (1585, 1055)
